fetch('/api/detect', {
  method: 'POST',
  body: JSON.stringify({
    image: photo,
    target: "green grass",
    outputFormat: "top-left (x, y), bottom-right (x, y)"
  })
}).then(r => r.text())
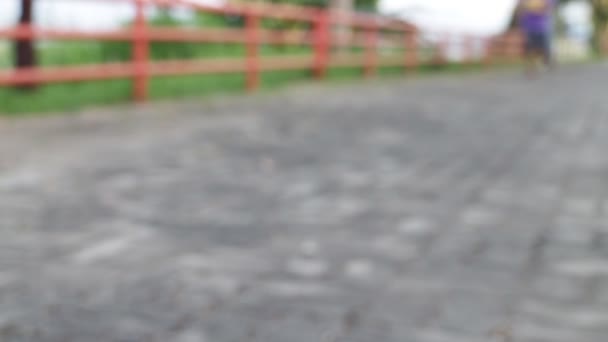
top-left (326, 67), bottom-right (364, 80)
top-left (0, 36), bottom-right (328, 114)
top-left (261, 70), bottom-right (312, 89)
top-left (0, 37), bottom-right (511, 115)
top-left (0, 14), bottom-right (466, 115)
top-left (0, 60), bottom-right (499, 115)
top-left (0, 80), bottom-right (132, 116)
top-left (0, 42), bottom-right (11, 70)
top-left (0, 9), bottom-right (523, 115)
top-left (0, 68), bottom-right (331, 114)
top-left (148, 73), bottom-right (245, 100)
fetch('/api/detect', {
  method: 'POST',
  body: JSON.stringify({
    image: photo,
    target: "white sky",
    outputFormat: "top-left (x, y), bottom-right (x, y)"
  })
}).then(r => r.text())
top-left (0, 0), bottom-right (592, 35)
top-left (380, 0), bottom-right (517, 34)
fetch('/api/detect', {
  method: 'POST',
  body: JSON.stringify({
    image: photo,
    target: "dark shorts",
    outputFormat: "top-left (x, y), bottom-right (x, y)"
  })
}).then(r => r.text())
top-left (524, 31), bottom-right (551, 56)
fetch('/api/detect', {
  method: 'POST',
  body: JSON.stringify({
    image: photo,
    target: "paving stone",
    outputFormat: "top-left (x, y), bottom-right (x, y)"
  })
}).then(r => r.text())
top-left (1, 65), bottom-right (608, 341)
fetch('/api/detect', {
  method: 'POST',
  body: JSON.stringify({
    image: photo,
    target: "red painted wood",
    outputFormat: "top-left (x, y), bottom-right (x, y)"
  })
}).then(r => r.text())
top-left (484, 38), bottom-right (495, 67)
top-left (132, 0), bottom-right (149, 102)
top-left (404, 30), bottom-right (418, 71)
top-left (0, 63), bottom-right (135, 85)
top-left (0, 55), bottom-right (319, 86)
top-left (313, 11), bottom-right (330, 79)
top-left (0, 25), bottom-right (133, 41)
top-left (364, 23), bottom-right (378, 77)
top-left (0, 25), bottom-right (318, 46)
top-left (438, 32), bottom-right (450, 65)
top-left (464, 35), bottom-right (474, 64)
top-left (0, 0), bottom-right (505, 101)
top-left (245, 12), bottom-right (260, 91)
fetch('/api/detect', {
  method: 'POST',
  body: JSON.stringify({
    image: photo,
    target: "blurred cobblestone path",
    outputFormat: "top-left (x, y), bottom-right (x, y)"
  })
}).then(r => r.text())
top-left (2, 65), bottom-right (608, 341)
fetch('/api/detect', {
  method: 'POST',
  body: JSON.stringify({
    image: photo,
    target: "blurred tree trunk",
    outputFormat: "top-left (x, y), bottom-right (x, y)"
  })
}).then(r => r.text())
top-left (14, 0), bottom-right (37, 90)
top-left (590, 0), bottom-right (608, 54)
top-left (558, 0), bottom-right (608, 54)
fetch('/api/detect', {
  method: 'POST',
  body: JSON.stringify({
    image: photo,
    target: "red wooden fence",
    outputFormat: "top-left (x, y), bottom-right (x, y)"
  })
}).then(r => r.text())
top-left (0, 0), bottom-right (523, 102)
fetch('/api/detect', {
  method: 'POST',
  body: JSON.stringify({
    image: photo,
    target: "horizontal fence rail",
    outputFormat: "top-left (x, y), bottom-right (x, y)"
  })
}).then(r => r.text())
top-left (0, 0), bottom-right (525, 102)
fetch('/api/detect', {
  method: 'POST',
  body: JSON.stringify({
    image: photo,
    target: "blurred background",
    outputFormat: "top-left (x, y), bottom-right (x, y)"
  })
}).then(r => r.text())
top-left (2, 1), bottom-right (608, 342)
top-left (0, 0), bottom-right (604, 113)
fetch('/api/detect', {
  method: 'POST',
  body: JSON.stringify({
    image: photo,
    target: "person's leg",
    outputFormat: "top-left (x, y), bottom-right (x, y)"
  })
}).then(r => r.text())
top-left (524, 33), bottom-right (539, 77)
top-left (524, 52), bottom-right (536, 78)
top-left (541, 32), bottom-right (554, 69)
top-left (524, 32), bottom-right (534, 77)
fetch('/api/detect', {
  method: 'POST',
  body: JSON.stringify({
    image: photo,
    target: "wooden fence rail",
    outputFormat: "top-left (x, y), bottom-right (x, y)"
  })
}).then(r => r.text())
top-left (0, 0), bottom-right (523, 102)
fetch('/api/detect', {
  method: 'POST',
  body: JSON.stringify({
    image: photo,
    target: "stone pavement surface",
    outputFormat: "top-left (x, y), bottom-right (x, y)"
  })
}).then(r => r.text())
top-left (1, 65), bottom-right (608, 341)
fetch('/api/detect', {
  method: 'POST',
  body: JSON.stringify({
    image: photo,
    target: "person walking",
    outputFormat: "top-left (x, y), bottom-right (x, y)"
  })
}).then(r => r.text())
top-left (517, 0), bottom-right (556, 76)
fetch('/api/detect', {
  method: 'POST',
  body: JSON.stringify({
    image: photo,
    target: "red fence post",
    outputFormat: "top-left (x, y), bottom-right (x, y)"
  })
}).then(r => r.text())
top-left (438, 32), bottom-right (449, 65)
top-left (313, 10), bottom-right (330, 79)
top-left (510, 34), bottom-right (517, 62)
top-left (484, 37), bottom-right (494, 67)
top-left (464, 35), bottom-right (474, 64)
top-left (503, 37), bottom-right (509, 62)
top-left (245, 11), bottom-right (260, 91)
top-left (601, 32), bottom-right (608, 58)
top-left (404, 29), bottom-right (418, 72)
top-left (133, 0), bottom-right (149, 102)
top-left (498, 37), bottom-right (506, 63)
top-left (514, 33), bottom-right (524, 62)
top-left (364, 22), bottom-right (378, 77)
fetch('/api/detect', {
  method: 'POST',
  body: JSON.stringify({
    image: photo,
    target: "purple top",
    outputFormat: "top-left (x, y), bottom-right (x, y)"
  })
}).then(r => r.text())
top-left (519, 0), bottom-right (554, 33)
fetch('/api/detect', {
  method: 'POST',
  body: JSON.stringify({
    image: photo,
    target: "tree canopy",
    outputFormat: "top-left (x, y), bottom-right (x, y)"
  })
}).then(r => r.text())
top-left (240, 0), bottom-right (379, 12)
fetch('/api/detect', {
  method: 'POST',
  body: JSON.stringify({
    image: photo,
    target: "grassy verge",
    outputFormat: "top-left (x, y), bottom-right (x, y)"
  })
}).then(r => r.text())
top-left (0, 80), bottom-right (132, 116)
top-left (0, 20), bottom-right (463, 115)
top-left (0, 60), bottom-right (501, 115)
top-left (1, 9), bottom-right (600, 116)
top-left (0, 30), bottom-right (461, 115)
top-left (0, 38), bottom-right (512, 115)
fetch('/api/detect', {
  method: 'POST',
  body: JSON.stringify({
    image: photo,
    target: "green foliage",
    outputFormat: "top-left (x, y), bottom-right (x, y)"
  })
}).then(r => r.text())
top-left (97, 10), bottom-right (249, 63)
top-left (195, 12), bottom-right (243, 28)
top-left (354, 0), bottom-right (379, 12)
top-left (511, 0), bottom-right (608, 52)
top-left (0, 80), bottom-right (132, 115)
top-left (559, 0), bottom-right (608, 51)
top-left (0, 43), bottom-right (12, 69)
top-left (0, 0), bottom-right (419, 114)
top-left (0, 8), bottom-right (318, 114)
top-left (239, 0), bottom-right (378, 12)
